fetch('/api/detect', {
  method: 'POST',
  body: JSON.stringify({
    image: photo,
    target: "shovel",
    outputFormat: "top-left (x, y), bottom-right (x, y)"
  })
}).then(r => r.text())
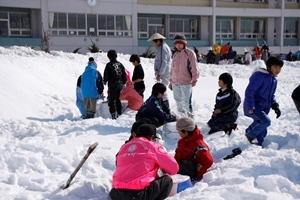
top-left (61, 142), bottom-right (98, 189)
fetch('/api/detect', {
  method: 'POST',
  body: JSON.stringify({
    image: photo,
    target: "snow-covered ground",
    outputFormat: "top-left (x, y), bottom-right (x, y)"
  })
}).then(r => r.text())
top-left (0, 46), bottom-right (299, 200)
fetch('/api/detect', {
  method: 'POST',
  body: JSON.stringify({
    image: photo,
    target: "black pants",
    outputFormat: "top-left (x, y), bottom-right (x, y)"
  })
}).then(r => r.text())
top-left (109, 175), bottom-right (173, 200)
top-left (207, 113), bottom-right (237, 133)
top-left (108, 84), bottom-right (123, 116)
top-left (177, 160), bottom-right (197, 179)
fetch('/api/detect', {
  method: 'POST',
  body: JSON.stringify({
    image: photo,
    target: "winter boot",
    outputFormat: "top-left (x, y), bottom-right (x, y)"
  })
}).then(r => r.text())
top-left (111, 112), bottom-right (118, 120)
top-left (224, 123), bottom-right (238, 135)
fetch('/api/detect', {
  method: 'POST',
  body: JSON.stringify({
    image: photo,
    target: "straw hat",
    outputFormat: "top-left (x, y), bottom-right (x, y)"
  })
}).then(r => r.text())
top-left (147, 33), bottom-right (166, 42)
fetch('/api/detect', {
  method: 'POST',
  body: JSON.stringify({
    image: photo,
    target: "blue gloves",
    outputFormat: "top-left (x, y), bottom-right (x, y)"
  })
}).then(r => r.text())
top-left (271, 103), bottom-right (281, 118)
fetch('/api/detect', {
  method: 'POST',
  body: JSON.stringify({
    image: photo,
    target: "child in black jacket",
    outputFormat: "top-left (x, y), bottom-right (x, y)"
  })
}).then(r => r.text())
top-left (103, 50), bottom-right (127, 119)
top-left (207, 73), bottom-right (241, 135)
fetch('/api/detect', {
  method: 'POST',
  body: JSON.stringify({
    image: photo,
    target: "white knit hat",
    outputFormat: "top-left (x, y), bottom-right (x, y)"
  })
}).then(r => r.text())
top-left (176, 117), bottom-right (195, 131)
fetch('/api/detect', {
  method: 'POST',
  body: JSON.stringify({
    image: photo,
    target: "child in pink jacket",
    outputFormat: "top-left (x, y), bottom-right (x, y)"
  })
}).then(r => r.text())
top-left (110, 124), bottom-right (179, 200)
top-left (119, 82), bottom-right (143, 111)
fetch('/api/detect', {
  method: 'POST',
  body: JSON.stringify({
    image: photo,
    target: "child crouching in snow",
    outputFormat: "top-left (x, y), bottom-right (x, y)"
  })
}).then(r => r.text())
top-left (119, 81), bottom-right (143, 111)
top-left (110, 124), bottom-right (179, 200)
top-left (175, 117), bottom-right (214, 182)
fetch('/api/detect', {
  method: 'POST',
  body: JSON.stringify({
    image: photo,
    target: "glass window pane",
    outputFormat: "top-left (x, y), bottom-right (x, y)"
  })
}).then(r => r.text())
top-left (175, 20), bottom-right (183, 32)
top-left (170, 19), bottom-right (175, 32)
top-left (107, 15), bottom-right (114, 30)
top-left (216, 20), bottom-right (221, 32)
top-left (68, 13), bottom-right (77, 29)
top-left (184, 19), bottom-right (191, 32)
top-left (138, 18), bottom-right (147, 32)
top-left (87, 14), bottom-right (97, 35)
top-left (78, 14), bottom-right (85, 29)
top-left (0, 21), bottom-right (8, 37)
top-left (22, 30), bottom-right (31, 35)
top-left (116, 15), bottom-right (124, 30)
top-left (20, 13), bottom-right (30, 29)
top-left (0, 12), bottom-right (8, 19)
top-left (149, 18), bottom-right (162, 24)
top-left (98, 15), bottom-right (106, 29)
top-left (58, 13), bottom-right (67, 28)
top-left (10, 13), bottom-right (20, 28)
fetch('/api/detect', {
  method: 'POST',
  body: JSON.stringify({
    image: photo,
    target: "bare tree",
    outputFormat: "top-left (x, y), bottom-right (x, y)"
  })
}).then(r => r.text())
top-left (40, 26), bottom-right (51, 53)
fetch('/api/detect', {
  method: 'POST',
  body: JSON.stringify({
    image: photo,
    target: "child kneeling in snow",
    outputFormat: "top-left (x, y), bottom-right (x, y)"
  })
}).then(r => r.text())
top-left (175, 117), bottom-right (214, 182)
top-left (110, 124), bottom-right (179, 200)
top-left (207, 73), bottom-right (241, 135)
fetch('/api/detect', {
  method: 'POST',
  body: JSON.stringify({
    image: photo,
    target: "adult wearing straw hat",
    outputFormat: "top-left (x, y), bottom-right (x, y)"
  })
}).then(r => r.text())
top-left (148, 33), bottom-right (172, 109)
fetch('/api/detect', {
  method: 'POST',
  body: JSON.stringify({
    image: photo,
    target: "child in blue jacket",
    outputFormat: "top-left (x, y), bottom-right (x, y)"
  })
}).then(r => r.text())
top-left (244, 56), bottom-right (283, 146)
top-left (207, 73), bottom-right (241, 135)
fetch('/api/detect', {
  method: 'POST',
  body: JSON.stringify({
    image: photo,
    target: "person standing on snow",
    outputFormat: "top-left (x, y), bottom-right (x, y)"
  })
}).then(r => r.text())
top-left (103, 50), bottom-right (127, 119)
top-left (81, 57), bottom-right (104, 119)
top-left (175, 117), bottom-right (214, 182)
top-left (244, 56), bottom-right (283, 146)
top-left (129, 54), bottom-right (145, 98)
top-left (110, 124), bottom-right (179, 200)
top-left (169, 34), bottom-right (200, 118)
top-left (148, 33), bottom-right (172, 109)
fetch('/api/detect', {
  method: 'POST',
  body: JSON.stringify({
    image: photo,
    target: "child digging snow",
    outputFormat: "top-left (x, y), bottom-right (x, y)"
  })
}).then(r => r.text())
top-left (175, 117), bottom-right (214, 182)
top-left (110, 124), bottom-right (179, 200)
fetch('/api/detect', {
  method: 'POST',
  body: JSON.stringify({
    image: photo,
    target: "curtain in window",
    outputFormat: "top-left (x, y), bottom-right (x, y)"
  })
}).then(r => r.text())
top-left (125, 15), bottom-right (131, 36)
top-left (49, 12), bottom-right (54, 28)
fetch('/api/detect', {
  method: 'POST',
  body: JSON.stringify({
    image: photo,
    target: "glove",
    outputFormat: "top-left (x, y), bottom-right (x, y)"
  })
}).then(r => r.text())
top-left (271, 102), bottom-right (281, 118)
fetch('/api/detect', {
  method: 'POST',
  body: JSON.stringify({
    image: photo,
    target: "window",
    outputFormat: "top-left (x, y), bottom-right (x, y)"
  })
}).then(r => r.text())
top-left (49, 13), bottom-right (132, 37)
top-left (49, 13), bottom-right (67, 35)
top-left (169, 18), bottom-right (198, 39)
top-left (8, 12), bottom-right (31, 36)
top-left (239, 0), bottom-right (266, 2)
top-left (137, 17), bottom-right (164, 39)
top-left (240, 19), bottom-right (265, 39)
top-left (284, 19), bottom-right (298, 38)
top-left (68, 14), bottom-right (86, 35)
top-left (98, 15), bottom-right (131, 36)
top-left (216, 19), bottom-right (234, 39)
top-left (285, 0), bottom-right (298, 2)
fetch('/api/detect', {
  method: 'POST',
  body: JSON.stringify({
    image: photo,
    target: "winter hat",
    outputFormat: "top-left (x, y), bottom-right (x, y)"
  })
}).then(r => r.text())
top-left (176, 117), bottom-right (195, 131)
top-left (89, 57), bottom-right (94, 62)
top-left (219, 39), bottom-right (223, 45)
top-left (208, 47), bottom-right (213, 51)
top-left (227, 42), bottom-right (230, 46)
top-left (136, 124), bottom-right (159, 138)
top-left (219, 72), bottom-right (233, 88)
top-left (244, 48), bottom-right (248, 53)
top-left (147, 33), bottom-right (166, 42)
top-left (174, 34), bottom-right (187, 45)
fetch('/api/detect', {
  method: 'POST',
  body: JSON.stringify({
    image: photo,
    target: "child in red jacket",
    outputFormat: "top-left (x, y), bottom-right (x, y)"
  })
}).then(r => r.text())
top-left (175, 117), bottom-right (214, 181)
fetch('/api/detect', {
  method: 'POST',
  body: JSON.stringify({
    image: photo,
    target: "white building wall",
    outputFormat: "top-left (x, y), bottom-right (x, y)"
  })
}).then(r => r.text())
top-left (0, 0), bottom-right (300, 55)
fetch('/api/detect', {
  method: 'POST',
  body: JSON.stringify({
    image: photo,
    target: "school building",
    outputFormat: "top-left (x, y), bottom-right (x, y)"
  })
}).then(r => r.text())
top-left (0, 0), bottom-right (299, 55)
